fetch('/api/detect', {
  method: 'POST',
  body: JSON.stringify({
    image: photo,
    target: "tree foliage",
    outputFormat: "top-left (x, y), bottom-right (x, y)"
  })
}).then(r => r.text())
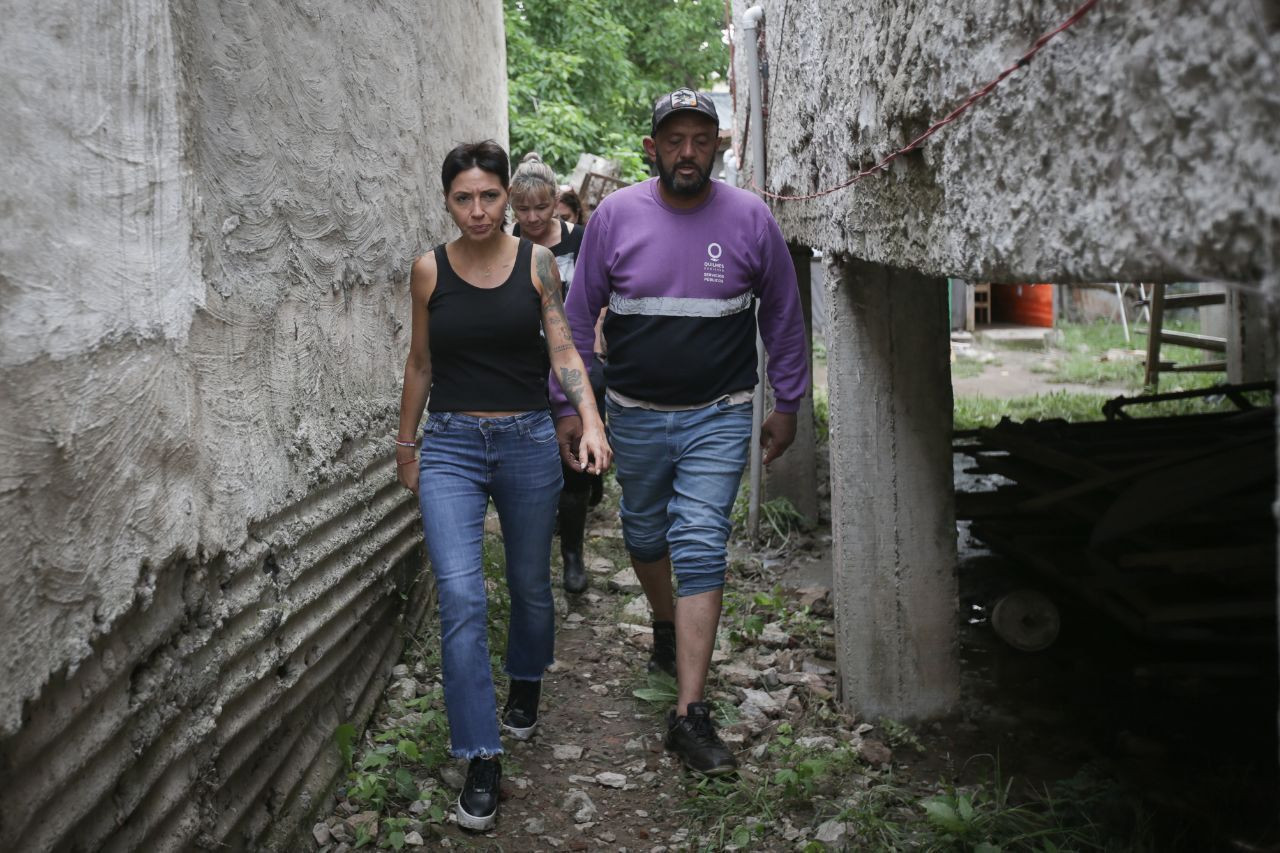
top-left (504, 0), bottom-right (727, 182)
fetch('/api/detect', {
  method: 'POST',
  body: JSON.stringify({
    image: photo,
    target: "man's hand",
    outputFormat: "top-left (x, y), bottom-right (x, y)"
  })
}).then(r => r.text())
top-left (556, 415), bottom-right (583, 470)
top-left (760, 411), bottom-right (797, 465)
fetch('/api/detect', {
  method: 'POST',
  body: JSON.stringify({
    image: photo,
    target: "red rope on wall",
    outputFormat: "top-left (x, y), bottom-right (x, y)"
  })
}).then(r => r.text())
top-left (750, 0), bottom-right (1102, 202)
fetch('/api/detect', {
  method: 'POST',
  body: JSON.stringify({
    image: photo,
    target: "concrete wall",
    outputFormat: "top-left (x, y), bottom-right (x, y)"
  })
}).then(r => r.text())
top-left (0, 1), bottom-right (507, 849)
top-left (735, 0), bottom-right (1279, 284)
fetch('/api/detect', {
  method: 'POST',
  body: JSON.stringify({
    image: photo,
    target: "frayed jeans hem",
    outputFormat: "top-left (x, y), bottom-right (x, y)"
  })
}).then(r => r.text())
top-left (452, 747), bottom-right (504, 760)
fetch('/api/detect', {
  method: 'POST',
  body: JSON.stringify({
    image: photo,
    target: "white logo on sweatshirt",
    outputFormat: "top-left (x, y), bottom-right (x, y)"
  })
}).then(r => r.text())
top-left (703, 242), bottom-right (725, 285)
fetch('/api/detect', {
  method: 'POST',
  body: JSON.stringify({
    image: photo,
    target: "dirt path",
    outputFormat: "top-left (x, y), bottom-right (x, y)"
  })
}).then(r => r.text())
top-left (310, 500), bottom-right (885, 852)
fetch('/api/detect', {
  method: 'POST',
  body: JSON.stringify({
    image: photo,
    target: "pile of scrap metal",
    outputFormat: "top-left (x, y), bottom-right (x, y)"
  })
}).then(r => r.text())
top-left (955, 383), bottom-right (1276, 654)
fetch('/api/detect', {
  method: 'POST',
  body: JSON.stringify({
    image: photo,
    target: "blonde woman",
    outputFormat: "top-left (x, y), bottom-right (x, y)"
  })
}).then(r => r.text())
top-left (509, 154), bottom-right (605, 595)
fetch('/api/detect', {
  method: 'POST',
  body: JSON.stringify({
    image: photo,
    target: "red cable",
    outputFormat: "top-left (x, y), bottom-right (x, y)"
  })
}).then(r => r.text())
top-left (750, 0), bottom-right (1101, 202)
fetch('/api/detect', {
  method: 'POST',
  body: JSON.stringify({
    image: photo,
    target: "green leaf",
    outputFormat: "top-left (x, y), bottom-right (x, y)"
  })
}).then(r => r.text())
top-left (632, 687), bottom-right (673, 702)
top-left (394, 768), bottom-right (416, 798)
top-left (923, 799), bottom-right (965, 833)
top-left (973, 844), bottom-right (1002, 853)
top-left (335, 723), bottom-right (357, 770)
top-left (396, 739), bottom-right (421, 760)
top-left (360, 751), bottom-right (391, 770)
top-left (797, 758), bottom-right (826, 777)
top-left (957, 793), bottom-right (974, 822)
top-left (388, 830), bottom-right (406, 850)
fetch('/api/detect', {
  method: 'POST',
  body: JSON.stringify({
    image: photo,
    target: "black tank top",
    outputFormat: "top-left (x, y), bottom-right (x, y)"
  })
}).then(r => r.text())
top-left (427, 239), bottom-right (549, 412)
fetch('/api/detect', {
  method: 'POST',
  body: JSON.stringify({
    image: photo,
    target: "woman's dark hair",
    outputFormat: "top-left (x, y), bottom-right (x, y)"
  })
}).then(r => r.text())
top-left (557, 188), bottom-right (585, 223)
top-left (441, 140), bottom-right (510, 193)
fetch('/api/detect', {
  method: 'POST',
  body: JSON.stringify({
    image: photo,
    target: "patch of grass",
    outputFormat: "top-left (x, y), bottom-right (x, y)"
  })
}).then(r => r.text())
top-left (955, 384), bottom-right (1269, 430)
top-left (954, 391), bottom-right (1111, 430)
top-left (731, 490), bottom-right (809, 549)
top-left (1037, 319), bottom-right (1219, 390)
top-left (680, 729), bottom-right (868, 849)
top-left (333, 679), bottom-right (453, 838)
top-left (951, 357), bottom-right (989, 380)
top-left (828, 759), bottom-right (1151, 852)
top-left (880, 718), bottom-right (926, 755)
top-left (632, 669), bottom-right (739, 725)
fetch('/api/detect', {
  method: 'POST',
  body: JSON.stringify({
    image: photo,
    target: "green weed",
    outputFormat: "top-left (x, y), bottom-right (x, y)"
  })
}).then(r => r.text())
top-left (813, 386), bottom-right (830, 442)
top-left (732, 489), bottom-right (809, 548)
top-left (632, 669), bottom-right (739, 724)
top-left (880, 718), bottom-right (926, 755)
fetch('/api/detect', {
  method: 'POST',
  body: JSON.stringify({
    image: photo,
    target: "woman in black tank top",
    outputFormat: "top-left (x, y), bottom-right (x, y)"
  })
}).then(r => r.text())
top-left (393, 141), bottom-right (610, 832)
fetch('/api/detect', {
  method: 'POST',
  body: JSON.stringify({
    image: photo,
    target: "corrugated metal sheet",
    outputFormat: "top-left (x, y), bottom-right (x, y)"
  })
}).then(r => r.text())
top-left (0, 445), bottom-right (428, 851)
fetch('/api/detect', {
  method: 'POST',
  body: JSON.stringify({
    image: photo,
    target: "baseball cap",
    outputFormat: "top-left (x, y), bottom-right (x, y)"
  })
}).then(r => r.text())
top-left (650, 88), bottom-right (720, 135)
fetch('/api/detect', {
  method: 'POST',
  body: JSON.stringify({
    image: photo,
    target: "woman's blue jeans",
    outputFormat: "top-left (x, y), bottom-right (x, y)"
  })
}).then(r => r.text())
top-left (417, 410), bottom-right (562, 758)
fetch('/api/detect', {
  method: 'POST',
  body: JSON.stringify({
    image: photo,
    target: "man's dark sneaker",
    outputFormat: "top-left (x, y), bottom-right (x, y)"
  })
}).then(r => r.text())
top-left (456, 756), bottom-right (501, 831)
top-left (665, 702), bottom-right (738, 776)
top-left (501, 678), bottom-right (541, 740)
top-left (648, 620), bottom-right (676, 678)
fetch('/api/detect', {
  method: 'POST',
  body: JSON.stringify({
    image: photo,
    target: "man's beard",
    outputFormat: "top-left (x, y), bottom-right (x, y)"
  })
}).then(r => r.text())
top-left (656, 154), bottom-right (713, 197)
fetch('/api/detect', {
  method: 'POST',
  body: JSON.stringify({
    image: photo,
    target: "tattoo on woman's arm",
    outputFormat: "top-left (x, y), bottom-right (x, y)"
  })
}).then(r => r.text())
top-left (559, 366), bottom-right (585, 408)
top-left (536, 249), bottom-right (577, 344)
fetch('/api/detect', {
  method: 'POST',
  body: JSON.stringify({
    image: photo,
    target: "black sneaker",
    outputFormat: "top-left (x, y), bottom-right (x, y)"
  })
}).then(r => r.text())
top-left (501, 678), bottom-right (540, 741)
top-left (456, 756), bottom-right (501, 831)
top-left (664, 702), bottom-right (738, 776)
top-left (648, 620), bottom-right (676, 678)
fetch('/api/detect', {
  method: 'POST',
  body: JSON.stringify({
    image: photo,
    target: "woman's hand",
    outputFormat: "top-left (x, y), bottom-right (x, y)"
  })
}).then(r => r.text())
top-left (576, 417), bottom-right (612, 475)
top-left (397, 452), bottom-right (420, 495)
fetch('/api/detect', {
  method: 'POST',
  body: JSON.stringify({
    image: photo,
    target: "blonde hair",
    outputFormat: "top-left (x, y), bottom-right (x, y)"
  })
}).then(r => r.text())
top-left (509, 152), bottom-right (558, 205)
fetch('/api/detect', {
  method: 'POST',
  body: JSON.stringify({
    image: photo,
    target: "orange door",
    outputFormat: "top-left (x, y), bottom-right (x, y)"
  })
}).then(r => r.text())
top-left (993, 283), bottom-right (1054, 327)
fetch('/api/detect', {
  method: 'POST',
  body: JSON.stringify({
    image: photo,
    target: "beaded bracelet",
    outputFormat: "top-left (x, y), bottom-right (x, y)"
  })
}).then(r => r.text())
top-left (396, 457), bottom-right (418, 467)
top-left (394, 439), bottom-right (417, 448)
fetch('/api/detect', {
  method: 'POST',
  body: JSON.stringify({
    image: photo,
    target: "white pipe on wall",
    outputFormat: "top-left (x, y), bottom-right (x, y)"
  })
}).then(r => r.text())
top-left (742, 5), bottom-right (766, 543)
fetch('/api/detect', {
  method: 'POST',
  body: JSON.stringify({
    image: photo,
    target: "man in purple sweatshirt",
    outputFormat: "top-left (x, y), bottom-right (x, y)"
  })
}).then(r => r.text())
top-left (552, 88), bottom-right (809, 776)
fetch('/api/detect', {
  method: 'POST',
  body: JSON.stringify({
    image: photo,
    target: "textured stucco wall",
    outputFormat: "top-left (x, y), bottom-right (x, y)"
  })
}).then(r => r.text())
top-left (0, 0), bottom-right (507, 848)
top-left (734, 0), bottom-right (1280, 283)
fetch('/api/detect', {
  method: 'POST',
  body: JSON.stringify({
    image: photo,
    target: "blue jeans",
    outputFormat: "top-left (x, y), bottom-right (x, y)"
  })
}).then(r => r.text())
top-left (417, 410), bottom-right (562, 758)
top-left (606, 397), bottom-right (752, 597)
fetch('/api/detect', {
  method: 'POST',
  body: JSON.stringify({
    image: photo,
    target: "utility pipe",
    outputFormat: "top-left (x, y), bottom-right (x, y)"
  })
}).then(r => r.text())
top-left (742, 5), bottom-right (766, 543)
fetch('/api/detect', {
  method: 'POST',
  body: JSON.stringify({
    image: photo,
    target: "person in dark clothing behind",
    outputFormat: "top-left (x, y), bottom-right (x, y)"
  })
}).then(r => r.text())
top-left (551, 90), bottom-right (809, 778)
top-left (510, 153), bottom-right (605, 595)
top-left (555, 186), bottom-right (586, 225)
top-left (395, 140), bottom-right (610, 830)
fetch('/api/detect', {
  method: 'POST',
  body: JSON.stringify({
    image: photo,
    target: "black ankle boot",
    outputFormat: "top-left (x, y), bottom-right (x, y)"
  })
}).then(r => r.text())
top-left (456, 756), bottom-right (501, 830)
top-left (648, 620), bottom-right (676, 678)
top-left (558, 489), bottom-right (589, 594)
top-left (501, 678), bottom-right (541, 740)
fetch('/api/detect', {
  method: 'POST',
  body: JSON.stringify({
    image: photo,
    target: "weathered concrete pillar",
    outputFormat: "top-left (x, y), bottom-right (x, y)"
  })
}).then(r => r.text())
top-left (765, 245), bottom-right (819, 525)
top-left (1228, 286), bottom-right (1273, 384)
top-left (826, 255), bottom-right (959, 720)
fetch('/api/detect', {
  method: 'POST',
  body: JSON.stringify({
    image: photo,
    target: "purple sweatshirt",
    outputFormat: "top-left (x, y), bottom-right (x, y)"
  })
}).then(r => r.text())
top-left (551, 178), bottom-right (809, 418)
